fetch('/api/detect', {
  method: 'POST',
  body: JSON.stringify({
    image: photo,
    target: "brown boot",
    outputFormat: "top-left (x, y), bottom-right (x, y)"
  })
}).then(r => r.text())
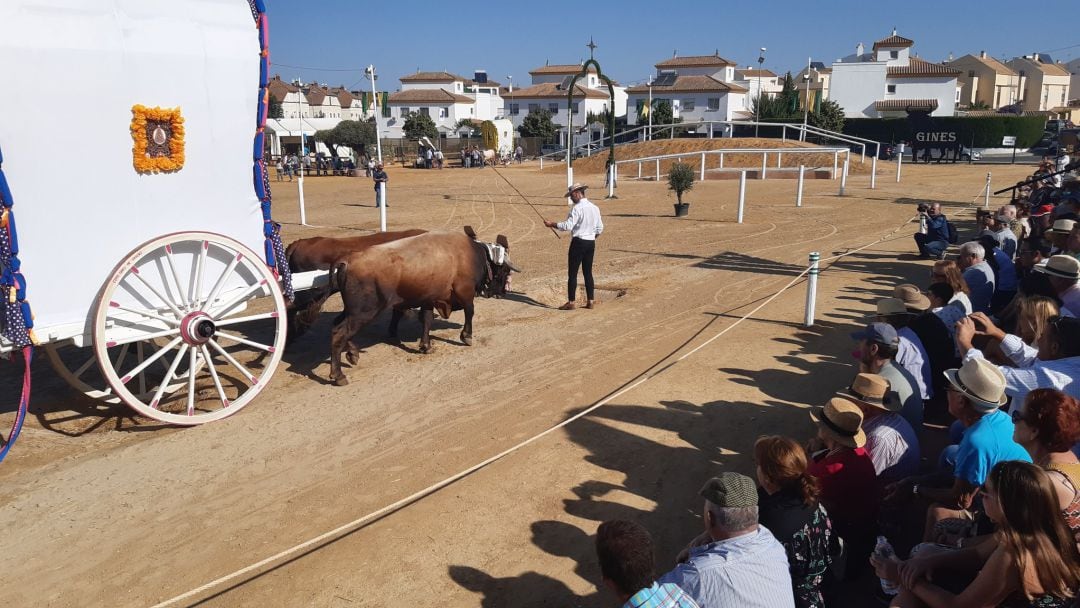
top-left (559, 301), bottom-right (576, 310)
top-left (585, 300), bottom-right (596, 309)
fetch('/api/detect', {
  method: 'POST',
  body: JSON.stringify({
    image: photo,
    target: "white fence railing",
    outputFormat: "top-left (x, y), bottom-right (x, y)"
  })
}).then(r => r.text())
top-left (614, 146), bottom-right (851, 183)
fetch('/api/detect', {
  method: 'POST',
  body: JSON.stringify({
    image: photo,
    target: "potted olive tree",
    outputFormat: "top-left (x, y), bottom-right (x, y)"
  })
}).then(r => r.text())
top-left (668, 161), bottom-right (695, 217)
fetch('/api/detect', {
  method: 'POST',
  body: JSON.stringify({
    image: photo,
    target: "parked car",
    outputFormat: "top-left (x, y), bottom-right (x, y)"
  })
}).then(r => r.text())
top-left (540, 143), bottom-right (566, 160)
top-left (959, 145), bottom-right (982, 162)
top-left (1045, 119), bottom-right (1074, 133)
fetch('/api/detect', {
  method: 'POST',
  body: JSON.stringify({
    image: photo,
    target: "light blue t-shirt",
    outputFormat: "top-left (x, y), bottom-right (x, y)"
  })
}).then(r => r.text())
top-left (954, 409), bottom-right (1032, 486)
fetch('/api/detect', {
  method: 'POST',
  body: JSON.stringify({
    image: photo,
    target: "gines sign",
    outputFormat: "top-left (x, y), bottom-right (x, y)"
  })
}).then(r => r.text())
top-left (914, 131), bottom-right (958, 143)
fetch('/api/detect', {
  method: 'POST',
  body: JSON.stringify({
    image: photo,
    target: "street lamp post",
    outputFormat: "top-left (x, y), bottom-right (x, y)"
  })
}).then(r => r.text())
top-left (754, 47), bottom-right (766, 137)
top-left (802, 73), bottom-right (811, 141)
top-left (365, 64), bottom-right (386, 232)
top-left (295, 79), bottom-right (307, 225)
top-left (647, 76), bottom-right (653, 141)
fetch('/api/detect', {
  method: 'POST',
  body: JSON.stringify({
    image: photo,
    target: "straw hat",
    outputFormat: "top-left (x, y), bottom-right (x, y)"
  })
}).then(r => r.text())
top-left (893, 284), bottom-right (931, 312)
top-left (1035, 254), bottom-right (1080, 280)
top-left (564, 182), bottom-right (588, 197)
top-left (876, 297), bottom-right (912, 317)
top-left (811, 397), bottom-right (866, 448)
top-left (943, 358), bottom-right (1008, 411)
top-left (837, 373), bottom-right (901, 412)
top-left (1047, 219), bottom-right (1077, 236)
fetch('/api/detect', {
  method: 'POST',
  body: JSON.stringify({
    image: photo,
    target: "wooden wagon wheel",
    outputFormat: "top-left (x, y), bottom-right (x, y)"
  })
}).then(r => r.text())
top-left (44, 341), bottom-right (165, 404)
top-left (92, 232), bottom-right (287, 425)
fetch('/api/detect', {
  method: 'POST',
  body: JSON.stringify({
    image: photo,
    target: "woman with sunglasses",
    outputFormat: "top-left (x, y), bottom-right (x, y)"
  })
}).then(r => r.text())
top-left (873, 460), bottom-right (1080, 607)
top-left (1013, 388), bottom-right (1080, 544)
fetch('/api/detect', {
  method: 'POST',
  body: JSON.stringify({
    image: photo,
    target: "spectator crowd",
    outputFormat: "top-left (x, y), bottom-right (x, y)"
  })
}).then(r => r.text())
top-left (591, 163), bottom-right (1080, 607)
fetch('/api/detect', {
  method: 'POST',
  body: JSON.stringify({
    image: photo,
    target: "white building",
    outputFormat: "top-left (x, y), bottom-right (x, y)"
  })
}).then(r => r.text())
top-left (794, 62), bottom-right (832, 111)
top-left (506, 63), bottom-right (627, 146)
top-left (829, 31), bottom-right (961, 117)
top-left (1005, 55), bottom-right (1071, 112)
top-left (379, 70), bottom-right (508, 138)
top-left (624, 54), bottom-right (750, 130)
top-left (1068, 58), bottom-right (1080, 106)
top-left (734, 68), bottom-right (784, 100)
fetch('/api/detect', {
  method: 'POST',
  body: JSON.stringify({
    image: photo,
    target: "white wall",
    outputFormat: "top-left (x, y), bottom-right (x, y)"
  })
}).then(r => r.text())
top-left (891, 77), bottom-right (959, 116)
top-left (830, 61), bottom-right (888, 117)
top-left (625, 90), bottom-right (746, 126)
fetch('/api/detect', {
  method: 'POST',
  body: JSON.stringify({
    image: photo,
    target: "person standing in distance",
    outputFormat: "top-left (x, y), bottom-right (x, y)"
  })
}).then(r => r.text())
top-left (372, 162), bottom-right (388, 208)
top-left (545, 183), bottom-right (603, 310)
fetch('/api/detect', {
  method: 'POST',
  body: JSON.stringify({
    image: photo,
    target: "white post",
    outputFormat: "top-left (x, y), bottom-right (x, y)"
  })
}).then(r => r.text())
top-left (832, 151), bottom-right (838, 179)
top-left (719, 152), bottom-right (724, 169)
top-left (737, 171), bottom-right (747, 224)
top-left (655, 159), bottom-right (660, 181)
top-left (567, 167), bottom-right (574, 206)
top-left (540, 156), bottom-right (544, 171)
top-left (797, 165), bottom-right (805, 207)
top-left (839, 155), bottom-right (849, 196)
top-left (871, 156), bottom-right (877, 190)
top-left (782, 124), bottom-right (787, 141)
top-left (367, 66), bottom-right (383, 165)
top-left (984, 172), bottom-right (992, 208)
top-left (860, 144), bottom-right (865, 165)
top-left (761, 153), bottom-right (767, 180)
top-left (637, 161), bottom-right (642, 179)
top-left (607, 163), bottom-right (615, 198)
top-left (896, 147), bottom-right (903, 183)
top-left (777, 151), bottom-right (782, 168)
top-left (379, 185), bottom-right (387, 232)
top-left (804, 252), bottom-right (820, 327)
top-left (295, 84), bottom-right (308, 226)
top-left (700, 152), bottom-right (706, 181)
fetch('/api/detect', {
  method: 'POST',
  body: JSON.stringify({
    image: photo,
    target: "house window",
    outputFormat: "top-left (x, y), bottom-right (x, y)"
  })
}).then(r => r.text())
top-left (890, 50), bottom-right (898, 59)
top-left (528, 103), bottom-right (540, 113)
top-left (682, 99), bottom-right (695, 111)
top-left (419, 107), bottom-right (430, 117)
top-left (708, 98), bottom-right (720, 111)
top-left (956, 88), bottom-right (962, 102)
top-left (887, 85), bottom-right (896, 94)
top-left (439, 108), bottom-right (448, 118)
top-left (548, 103), bottom-right (559, 113)
top-left (509, 103), bottom-right (520, 115)
top-left (968, 70), bottom-right (975, 78)
top-left (400, 107), bottom-right (409, 117)
top-left (571, 102), bottom-right (579, 113)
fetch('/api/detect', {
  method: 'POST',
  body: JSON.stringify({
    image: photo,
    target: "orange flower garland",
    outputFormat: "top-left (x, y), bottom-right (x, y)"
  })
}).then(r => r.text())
top-left (130, 105), bottom-right (185, 173)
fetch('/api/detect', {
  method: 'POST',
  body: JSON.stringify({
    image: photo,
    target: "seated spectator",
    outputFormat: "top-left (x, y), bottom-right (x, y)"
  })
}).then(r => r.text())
top-left (838, 373), bottom-right (920, 483)
top-left (1030, 203), bottom-right (1055, 239)
top-left (885, 358), bottom-right (1030, 542)
top-left (914, 202), bottom-right (950, 260)
top-left (853, 322), bottom-right (925, 434)
top-left (595, 520), bottom-right (700, 608)
top-left (895, 284), bottom-right (955, 401)
top-left (874, 461), bottom-right (1080, 607)
top-left (957, 242), bottom-right (995, 314)
top-left (661, 472), bottom-right (795, 608)
top-left (929, 260), bottom-right (972, 314)
top-left (1035, 255), bottom-right (1080, 317)
top-left (807, 397), bottom-right (880, 574)
top-left (927, 283), bottom-right (963, 347)
top-left (990, 213), bottom-right (1018, 259)
top-left (1012, 388), bottom-right (1080, 543)
top-left (1047, 219), bottom-right (1077, 255)
top-left (978, 235), bottom-right (1018, 314)
top-left (753, 436), bottom-right (840, 608)
top-left (876, 298), bottom-right (933, 402)
top-left (957, 314), bottom-right (1080, 409)
top-left (1017, 236), bottom-right (1053, 280)
top-left (976, 299), bottom-right (1060, 368)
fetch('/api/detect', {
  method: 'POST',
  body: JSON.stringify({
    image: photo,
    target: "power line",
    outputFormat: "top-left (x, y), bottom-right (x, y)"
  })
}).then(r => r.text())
top-left (273, 62), bottom-right (365, 72)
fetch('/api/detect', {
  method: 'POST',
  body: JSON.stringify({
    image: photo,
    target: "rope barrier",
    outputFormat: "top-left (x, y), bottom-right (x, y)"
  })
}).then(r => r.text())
top-left (150, 214), bottom-right (918, 607)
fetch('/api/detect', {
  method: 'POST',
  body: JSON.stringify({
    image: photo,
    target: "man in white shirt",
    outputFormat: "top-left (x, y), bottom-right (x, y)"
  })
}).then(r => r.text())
top-left (1036, 254), bottom-right (1080, 317)
top-left (545, 183), bottom-right (604, 310)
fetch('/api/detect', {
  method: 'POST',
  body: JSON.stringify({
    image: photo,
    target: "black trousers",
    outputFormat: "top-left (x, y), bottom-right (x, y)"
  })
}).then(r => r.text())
top-left (567, 237), bottom-right (595, 302)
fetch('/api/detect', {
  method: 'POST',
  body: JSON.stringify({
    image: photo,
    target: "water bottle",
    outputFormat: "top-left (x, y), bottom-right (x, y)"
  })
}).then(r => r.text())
top-left (874, 536), bottom-right (900, 596)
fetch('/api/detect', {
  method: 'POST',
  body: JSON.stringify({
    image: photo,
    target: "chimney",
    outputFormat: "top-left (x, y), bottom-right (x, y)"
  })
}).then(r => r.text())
top-left (856, 42), bottom-right (864, 57)
top-left (980, 50), bottom-right (987, 59)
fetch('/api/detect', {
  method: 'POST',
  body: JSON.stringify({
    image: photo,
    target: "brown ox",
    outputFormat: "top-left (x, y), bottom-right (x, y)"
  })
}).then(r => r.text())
top-left (326, 229), bottom-right (519, 386)
top-left (285, 229), bottom-right (426, 342)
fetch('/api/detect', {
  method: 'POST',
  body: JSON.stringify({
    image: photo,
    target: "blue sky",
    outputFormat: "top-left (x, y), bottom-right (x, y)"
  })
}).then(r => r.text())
top-left (266, 0), bottom-right (1078, 90)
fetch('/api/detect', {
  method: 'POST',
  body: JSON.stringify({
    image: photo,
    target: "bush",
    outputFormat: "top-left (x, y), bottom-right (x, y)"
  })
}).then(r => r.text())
top-left (842, 115), bottom-right (1045, 148)
top-left (667, 162), bottom-right (695, 204)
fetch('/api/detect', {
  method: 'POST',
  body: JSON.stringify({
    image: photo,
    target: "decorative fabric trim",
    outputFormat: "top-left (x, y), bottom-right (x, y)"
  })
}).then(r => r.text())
top-left (131, 105), bottom-right (185, 173)
top-left (0, 142), bottom-right (35, 349)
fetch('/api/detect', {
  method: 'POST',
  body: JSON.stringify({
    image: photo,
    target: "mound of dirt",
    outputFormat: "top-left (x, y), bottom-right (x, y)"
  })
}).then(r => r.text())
top-left (559, 138), bottom-right (872, 176)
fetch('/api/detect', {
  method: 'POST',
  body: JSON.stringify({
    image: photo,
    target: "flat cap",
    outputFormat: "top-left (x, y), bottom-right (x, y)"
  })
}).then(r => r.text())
top-left (699, 472), bottom-right (758, 508)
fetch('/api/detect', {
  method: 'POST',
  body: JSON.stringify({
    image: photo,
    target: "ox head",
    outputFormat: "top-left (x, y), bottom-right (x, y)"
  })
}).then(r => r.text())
top-left (466, 226), bottom-right (520, 298)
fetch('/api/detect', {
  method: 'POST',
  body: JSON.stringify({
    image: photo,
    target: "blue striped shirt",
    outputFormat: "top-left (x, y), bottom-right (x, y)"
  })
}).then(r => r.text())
top-left (659, 526), bottom-right (796, 608)
top-left (623, 582), bottom-right (701, 608)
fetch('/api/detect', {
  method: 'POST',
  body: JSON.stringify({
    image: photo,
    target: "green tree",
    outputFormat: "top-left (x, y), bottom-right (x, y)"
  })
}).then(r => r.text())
top-left (667, 161), bottom-right (695, 204)
top-left (454, 118), bottom-right (478, 134)
top-left (809, 99), bottom-right (845, 133)
top-left (268, 93), bottom-right (284, 119)
top-left (779, 72), bottom-right (799, 116)
top-left (518, 109), bottom-right (558, 139)
top-left (403, 111), bottom-right (438, 140)
top-left (639, 99), bottom-right (679, 126)
top-left (314, 119), bottom-right (376, 157)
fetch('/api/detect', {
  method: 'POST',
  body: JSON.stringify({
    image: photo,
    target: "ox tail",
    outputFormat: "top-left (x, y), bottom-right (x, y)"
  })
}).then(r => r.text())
top-left (328, 260), bottom-right (349, 298)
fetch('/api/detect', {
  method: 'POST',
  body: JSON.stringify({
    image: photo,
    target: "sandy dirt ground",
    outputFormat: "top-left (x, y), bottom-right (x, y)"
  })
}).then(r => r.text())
top-left (0, 148), bottom-right (1033, 607)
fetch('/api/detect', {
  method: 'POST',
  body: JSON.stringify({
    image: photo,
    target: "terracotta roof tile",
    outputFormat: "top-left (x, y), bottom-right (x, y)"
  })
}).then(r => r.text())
top-left (872, 34), bottom-right (914, 50)
top-left (528, 64), bottom-right (596, 75)
top-left (655, 54), bottom-right (735, 68)
top-left (887, 58), bottom-right (961, 78)
top-left (388, 89), bottom-right (474, 104)
top-left (958, 53), bottom-right (1017, 76)
top-left (874, 98), bottom-right (938, 111)
top-left (625, 75), bottom-right (747, 94)
top-left (735, 69), bottom-right (777, 79)
top-left (1039, 62), bottom-right (1071, 76)
top-left (399, 71), bottom-right (467, 82)
top-left (508, 82), bottom-right (609, 99)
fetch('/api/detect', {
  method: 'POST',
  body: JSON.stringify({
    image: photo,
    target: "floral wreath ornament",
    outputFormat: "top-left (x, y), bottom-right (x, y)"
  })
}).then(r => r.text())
top-left (130, 105), bottom-right (185, 173)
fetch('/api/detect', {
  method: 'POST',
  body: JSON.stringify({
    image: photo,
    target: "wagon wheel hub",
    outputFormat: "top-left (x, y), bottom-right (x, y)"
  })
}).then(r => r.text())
top-left (180, 311), bottom-right (216, 346)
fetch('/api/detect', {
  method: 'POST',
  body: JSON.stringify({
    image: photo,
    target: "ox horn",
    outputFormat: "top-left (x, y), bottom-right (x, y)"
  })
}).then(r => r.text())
top-left (505, 259), bottom-right (522, 273)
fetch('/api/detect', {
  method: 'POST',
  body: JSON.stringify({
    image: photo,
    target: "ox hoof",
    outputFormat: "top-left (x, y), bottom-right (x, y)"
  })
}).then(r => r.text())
top-left (346, 352), bottom-right (359, 366)
top-left (333, 375), bottom-right (350, 387)
top-left (419, 343), bottom-right (434, 354)
top-left (461, 334), bottom-right (473, 346)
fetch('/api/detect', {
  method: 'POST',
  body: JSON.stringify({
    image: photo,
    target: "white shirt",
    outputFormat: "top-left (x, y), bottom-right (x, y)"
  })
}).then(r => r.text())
top-left (864, 413), bottom-right (920, 482)
top-left (556, 198), bottom-right (604, 240)
top-left (964, 347), bottom-right (1080, 412)
top-left (897, 327), bottom-right (932, 400)
top-left (1060, 284), bottom-right (1080, 318)
top-left (950, 292), bottom-right (973, 314)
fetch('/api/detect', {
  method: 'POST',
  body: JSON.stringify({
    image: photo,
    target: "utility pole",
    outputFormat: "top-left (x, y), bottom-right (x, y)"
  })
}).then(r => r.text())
top-left (755, 47), bottom-right (766, 137)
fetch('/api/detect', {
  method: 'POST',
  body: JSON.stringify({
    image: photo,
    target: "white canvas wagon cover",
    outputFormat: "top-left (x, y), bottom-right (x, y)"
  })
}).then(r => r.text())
top-left (0, 0), bottom-right (265, 339)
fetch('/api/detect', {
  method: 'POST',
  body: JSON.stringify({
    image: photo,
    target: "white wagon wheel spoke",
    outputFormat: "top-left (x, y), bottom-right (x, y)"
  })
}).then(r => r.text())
top-left (93, 232), bottom-right (286, 425)
top-left (44, 341), bottom-right (160, 405)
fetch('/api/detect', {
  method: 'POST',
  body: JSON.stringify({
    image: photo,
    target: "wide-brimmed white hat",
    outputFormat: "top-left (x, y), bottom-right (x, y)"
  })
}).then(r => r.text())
top-left (564, 182), bottom-right (588, 197)
top-left (1035, 255), bottom-right (1080, 281)
top-left (943, 358), bottom-right (1008, 411)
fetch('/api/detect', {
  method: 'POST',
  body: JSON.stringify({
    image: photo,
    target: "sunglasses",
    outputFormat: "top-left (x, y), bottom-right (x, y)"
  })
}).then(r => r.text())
top-left (1010, 409), bottom-right (1026, 423)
